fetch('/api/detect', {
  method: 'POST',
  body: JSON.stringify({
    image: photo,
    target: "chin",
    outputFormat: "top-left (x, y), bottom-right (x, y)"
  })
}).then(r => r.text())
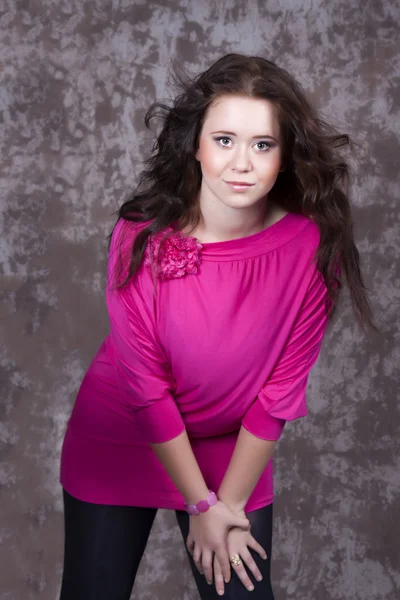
top-left (221, 196), bottom-right (265, 209)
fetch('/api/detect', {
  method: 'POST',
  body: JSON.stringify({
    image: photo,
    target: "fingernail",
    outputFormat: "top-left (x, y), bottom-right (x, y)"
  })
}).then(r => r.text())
top-left (207, 580), bottom-right (212, 585)
top-left (263, 554), bottom-right (268, 560)
top-left (256, 575), bottom-right (263, 581)
top-left (218, 591), bottom-right (224, 596)
top-left (247, 585), bottom-right (254, 591)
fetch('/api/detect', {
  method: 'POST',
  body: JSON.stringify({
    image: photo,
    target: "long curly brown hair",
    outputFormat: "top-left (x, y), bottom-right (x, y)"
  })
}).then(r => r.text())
top-left (115, 53), bottom-right (376, 332)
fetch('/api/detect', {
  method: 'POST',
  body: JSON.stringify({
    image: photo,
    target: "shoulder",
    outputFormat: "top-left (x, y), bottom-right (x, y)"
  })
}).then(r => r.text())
top-left (292, 213), bottom-right (320, 242)
top-left (110, 218), bottom-right (151, 247)
top-left (108, 218), bottom-right (152, 288)
top-left (285, 214), bottom-right (321, 257)
top-left (280, 215), bottom-right (325, 293)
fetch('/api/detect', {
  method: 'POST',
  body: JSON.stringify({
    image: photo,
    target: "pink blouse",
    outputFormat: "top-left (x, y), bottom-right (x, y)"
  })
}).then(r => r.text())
top-left (60, 213), bottom-right (330, 511)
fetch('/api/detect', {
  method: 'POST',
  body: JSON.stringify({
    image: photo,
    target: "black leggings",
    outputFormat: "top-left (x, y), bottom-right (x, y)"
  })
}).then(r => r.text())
top-left (60, 489), bottom-right (275, 600)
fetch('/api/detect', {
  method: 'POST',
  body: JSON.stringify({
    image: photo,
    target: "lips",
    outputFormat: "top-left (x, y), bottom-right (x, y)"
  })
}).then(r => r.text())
top-left (225, 181), bottom-right (254, 186)
top-left (224, 181), bottom-right (255, 191)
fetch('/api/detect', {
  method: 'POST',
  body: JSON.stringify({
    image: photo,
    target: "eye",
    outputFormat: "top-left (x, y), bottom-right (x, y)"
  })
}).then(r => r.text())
top-left (254, 141), bottom-right (271, 151)
top-left (215, 136), bottom-right (232, 147)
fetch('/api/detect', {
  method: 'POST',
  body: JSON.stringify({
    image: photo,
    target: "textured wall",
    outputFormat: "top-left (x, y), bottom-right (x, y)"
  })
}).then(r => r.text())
top-left (1, 1), bottom-right (399, 599)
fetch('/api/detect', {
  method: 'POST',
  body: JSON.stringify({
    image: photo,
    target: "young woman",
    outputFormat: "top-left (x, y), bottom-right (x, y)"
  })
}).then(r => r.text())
top-left (59, 53), bottom-right (375, 599)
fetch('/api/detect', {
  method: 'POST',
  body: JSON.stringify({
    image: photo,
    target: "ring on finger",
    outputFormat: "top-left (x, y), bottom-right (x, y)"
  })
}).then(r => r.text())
top-left (230, 553), bottom-right (242, 567)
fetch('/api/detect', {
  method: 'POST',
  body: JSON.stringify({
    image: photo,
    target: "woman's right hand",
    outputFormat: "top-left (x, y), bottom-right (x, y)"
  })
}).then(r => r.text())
top-left (186, 501), bottom-right (250, 585)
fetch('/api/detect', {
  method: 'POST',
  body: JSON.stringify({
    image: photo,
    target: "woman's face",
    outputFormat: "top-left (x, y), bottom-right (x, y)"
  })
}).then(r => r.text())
top-left (196, 95), bottom-right (282, 214)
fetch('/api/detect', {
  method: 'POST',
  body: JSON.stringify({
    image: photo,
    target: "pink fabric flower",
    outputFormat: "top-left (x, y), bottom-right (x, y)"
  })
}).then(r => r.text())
top-left (145, 228), bottom-right (202, 280)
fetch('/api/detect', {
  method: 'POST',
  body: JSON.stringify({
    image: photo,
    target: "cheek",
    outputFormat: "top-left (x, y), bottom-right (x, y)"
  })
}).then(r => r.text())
top-left (258, 153), bottom-right (282, 180)
top-left (197, 139), bottom-right (225, 177)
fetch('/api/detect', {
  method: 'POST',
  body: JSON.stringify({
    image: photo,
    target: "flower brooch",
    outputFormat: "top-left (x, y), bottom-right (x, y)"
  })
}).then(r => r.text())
top-left (144, 228), bottom-right (202, 280)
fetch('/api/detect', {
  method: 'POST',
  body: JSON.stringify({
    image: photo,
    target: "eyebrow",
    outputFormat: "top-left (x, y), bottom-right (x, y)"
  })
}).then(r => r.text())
top-left (210, 130), bottom-right (279, 143)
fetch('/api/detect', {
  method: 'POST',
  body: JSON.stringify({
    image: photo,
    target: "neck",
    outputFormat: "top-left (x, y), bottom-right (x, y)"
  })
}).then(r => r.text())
top-left (191, 197), bottom-right (285, 244)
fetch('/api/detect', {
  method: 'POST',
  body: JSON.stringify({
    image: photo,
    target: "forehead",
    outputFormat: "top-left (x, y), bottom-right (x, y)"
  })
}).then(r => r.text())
top-left (202, 95), bottom-right (280, 137)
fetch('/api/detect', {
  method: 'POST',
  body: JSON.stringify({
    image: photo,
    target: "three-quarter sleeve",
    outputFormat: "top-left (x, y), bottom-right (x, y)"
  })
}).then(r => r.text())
top-left (106, 219), bottom-right (186, 444)
top-left (242, 264), bottom-right (330, 441)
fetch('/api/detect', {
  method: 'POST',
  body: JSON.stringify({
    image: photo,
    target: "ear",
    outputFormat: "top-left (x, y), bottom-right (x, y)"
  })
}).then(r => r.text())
top-left (195, 147), bottom-right (200, 161)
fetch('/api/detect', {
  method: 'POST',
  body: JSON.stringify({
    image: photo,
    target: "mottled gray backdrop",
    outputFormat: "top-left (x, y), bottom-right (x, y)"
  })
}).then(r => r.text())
top-left (1, 0), bottom-right (399, 598)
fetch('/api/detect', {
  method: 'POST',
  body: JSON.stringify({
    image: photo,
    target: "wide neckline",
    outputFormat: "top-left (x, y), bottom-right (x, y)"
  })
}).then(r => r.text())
top-left (184, 212), bottom-right (311, 261)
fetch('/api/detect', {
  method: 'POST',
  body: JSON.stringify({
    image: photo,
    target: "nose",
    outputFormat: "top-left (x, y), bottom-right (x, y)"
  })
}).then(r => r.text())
top-left (231, 145), bottom-right (252, 172)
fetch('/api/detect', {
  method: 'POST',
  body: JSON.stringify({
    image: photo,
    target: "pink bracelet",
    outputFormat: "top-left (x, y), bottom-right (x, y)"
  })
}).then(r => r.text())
top-left (185, 490), bottom-right (217, 515)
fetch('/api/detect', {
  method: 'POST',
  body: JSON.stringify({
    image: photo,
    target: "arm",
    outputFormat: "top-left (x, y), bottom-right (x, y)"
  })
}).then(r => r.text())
top-left (218, 265), bottom-right (330, 512)
top-left (107, 220), bottom-right (249, 582)
top-left (217, 427), bottom-right (277, 512)
top-left (151, 431), bottom-right (250, 588)
top-left (108, 220), bottom-right (213, 502)
top-left (109, 277), bottom-right (249, 581)
top-left (150, 431), bottom-right (210, 504)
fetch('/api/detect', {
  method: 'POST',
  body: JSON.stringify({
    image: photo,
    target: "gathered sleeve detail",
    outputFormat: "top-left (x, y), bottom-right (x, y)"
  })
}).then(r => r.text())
top-left (106, 219), bottom-right (186, 444)
top-left (242, 264), bottom-right (330, 441)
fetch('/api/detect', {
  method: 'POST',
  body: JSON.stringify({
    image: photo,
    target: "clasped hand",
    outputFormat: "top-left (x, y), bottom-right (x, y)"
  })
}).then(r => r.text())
top-left (186, 502), bottom-right (267, 596)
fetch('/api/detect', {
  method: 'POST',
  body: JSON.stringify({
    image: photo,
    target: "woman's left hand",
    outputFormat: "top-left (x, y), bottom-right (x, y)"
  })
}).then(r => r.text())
top-left (212, 522), bottom-right (267, 596)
